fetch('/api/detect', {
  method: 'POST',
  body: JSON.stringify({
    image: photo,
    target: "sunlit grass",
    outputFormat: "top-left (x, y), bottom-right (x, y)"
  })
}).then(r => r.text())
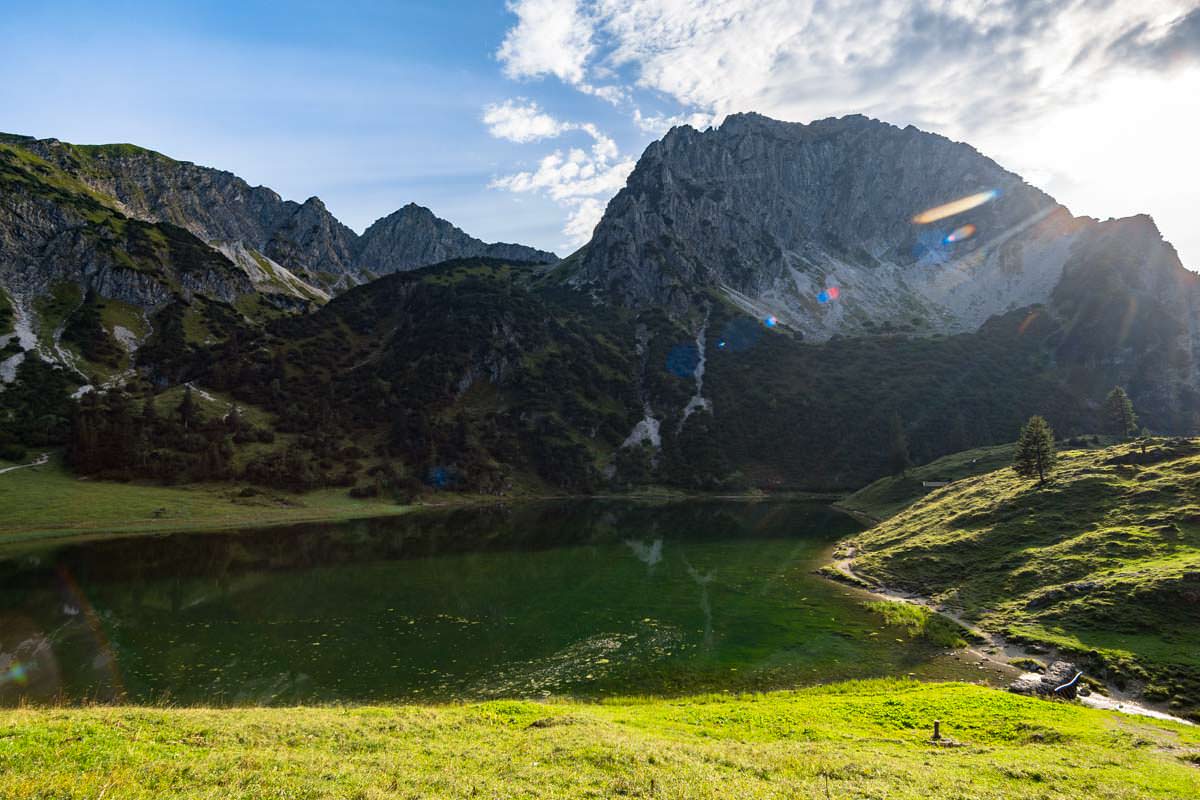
top-left (863, 600), bottom-right (970, 649)
top-left (851, 438), bottom-right (1200, 717)
top-left (1, 681), bottom-right (1197, 799)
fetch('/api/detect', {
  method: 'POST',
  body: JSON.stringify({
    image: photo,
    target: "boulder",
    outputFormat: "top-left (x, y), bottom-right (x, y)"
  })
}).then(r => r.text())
top-left (1009, 661), bottom-right (1083, 699)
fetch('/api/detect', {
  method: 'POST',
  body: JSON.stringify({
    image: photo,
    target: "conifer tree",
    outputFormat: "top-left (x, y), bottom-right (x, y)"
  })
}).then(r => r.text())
top-left (1014, 415), bottom-right (1056, 485)
top-left (1105, 387), bottom-right (1138, 439)
top-left (178, 385), bottom-right (196, 430)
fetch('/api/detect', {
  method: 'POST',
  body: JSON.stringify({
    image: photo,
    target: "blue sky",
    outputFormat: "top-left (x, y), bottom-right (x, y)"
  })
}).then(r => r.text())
top-left (0, 0), bottom-right (651, 254)
top-left (2, 1), bottom-right (1198, 264)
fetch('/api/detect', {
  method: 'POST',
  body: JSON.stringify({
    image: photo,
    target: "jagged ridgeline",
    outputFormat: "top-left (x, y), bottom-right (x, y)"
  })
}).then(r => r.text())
top-left (1, 114), bottom-right (1198, 493)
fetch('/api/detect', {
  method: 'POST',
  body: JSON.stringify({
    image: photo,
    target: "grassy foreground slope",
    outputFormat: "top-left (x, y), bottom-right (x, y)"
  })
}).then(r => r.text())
top-left (2, 681), bottom-right (1198, 799)
top-left (849, 439), bottom-right (1200, 716)
top-left (0, 454), bottom-right (408, 544)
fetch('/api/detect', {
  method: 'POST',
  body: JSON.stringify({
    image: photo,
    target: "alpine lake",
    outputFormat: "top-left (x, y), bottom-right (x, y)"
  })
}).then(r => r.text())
top-left (0, 500), bottom-right (1006, 705)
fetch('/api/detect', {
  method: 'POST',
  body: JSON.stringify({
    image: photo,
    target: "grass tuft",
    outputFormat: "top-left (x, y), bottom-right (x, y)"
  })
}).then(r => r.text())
top-left (863, 600), bottom-right (970, 649)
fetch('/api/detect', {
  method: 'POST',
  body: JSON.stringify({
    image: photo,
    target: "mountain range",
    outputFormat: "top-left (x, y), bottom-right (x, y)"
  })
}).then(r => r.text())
top-left (1, 114), bottom-right (1196, 493)
top-left (0, 132), bottom-right (554, 297)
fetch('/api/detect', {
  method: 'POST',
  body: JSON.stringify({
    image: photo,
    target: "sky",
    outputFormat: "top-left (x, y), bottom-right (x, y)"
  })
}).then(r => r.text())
top-left (2, 0), bottom-right (1198, 266)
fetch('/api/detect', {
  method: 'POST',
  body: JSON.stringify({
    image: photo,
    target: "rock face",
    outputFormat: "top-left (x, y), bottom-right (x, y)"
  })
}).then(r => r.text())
top-left (574, 113), bottom-right (1191, 343)
top-left (0, 133), bottom-right (554, 387)
top-left (1010, 661), bottom-right (1083, 700)
top-left (356, 203), bottom-right (557, 275)
top-left (262, 196), bottom-right (360, 282)
top-left (0, 144), bottom-right (252, 309)
top-left (7, 135), bottom-right (557, 287)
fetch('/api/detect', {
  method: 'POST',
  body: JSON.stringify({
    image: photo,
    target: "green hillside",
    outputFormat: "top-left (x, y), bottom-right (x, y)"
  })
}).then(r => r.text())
top-left (849, 438), bottom-right (1200, 717)
top-left (838, 442), bottom-right (1020, 520)
top-left (0, 453), bottom-right (410, 545)
top-left (2, 681), bottom-right (1197, 799)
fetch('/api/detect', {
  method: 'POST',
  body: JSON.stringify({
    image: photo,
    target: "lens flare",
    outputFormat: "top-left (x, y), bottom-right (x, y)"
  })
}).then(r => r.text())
top-left (719, 318), bottom-right (763, 352)
top-left (912, 190), bottom-right (998, 224)
top-left (56, 566), bottom-right (124, 699)
top-left (0, 661), bottom-right (28, 687)
top-left (943, 224), bottom-right (977, 244)
top-left (666, 343), bottom-right (701, 377)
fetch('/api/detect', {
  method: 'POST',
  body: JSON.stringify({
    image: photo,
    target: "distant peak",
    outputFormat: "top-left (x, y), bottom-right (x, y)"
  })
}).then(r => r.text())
top-left (400, 202), bottom-right (434, 216)
top-left (720, 111), bottom-right (770, 125)
top-left (711, 111), bottom-right (892, 140)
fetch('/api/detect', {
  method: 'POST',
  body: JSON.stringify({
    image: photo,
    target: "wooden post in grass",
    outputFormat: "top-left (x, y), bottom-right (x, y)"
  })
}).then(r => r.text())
top-left (932, 720), bottom-right (941, 741)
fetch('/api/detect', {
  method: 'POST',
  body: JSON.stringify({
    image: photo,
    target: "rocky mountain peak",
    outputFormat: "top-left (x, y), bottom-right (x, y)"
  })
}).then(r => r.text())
top-left (0, 132), bottom-right (556, 292)
top-left (573, 112), bottom-right (1104, 338)
top-left (355, 203), bottom-right (557, 274)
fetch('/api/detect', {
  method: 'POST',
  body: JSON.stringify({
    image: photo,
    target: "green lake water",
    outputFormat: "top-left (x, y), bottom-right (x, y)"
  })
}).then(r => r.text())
top-left (0, 500), bottom-right (1001, 705)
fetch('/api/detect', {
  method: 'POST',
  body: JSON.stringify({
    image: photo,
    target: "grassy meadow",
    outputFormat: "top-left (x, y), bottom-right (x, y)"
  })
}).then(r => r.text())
top-left (1, 681), bottom-right (1197, 799)
top-left (0, 453), bottom-right (410, 545)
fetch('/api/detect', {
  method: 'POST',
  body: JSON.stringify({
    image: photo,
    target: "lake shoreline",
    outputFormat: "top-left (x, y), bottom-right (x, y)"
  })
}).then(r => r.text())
top-left (819, 544), bottom-right (1196, 727)
top-left (0, 453), bottom-right (844, 549)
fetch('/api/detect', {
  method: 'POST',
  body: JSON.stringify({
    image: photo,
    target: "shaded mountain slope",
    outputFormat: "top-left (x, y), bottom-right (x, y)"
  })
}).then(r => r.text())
top-left (0, 140), bottom-right (255, 385)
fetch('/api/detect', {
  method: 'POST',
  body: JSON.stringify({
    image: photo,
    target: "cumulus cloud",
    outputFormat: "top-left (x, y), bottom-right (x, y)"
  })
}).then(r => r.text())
top-left (497, 0), bottom-right (594, 85)
top-left (488, 120), bottom-right (634, 247)
top-left (633, 108), bottom-right (722, 136)
top-left (500, 0), bottom-right (1199, 136)
top-left (578, 83), bottom-right (628, 105)
top-left (491, 144), bottom-right (633, 200)
top-left (490, 145), bottom-right (635, 248)
top-left (483, 99), bottom-right (572, 143)
top-left (563, 197), bottom-right (608, 244)
top-left (487, 103), bottom-right (638, 247)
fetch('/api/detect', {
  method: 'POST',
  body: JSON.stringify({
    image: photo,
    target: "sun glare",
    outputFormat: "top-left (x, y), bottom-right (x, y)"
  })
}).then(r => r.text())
top-left (912, 191), bottom-right (999, 225)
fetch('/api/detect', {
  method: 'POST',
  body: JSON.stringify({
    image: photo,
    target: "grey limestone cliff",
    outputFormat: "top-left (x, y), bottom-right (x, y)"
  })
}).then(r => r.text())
top-left (8, 135), bottom-right (556, 287)
top-left (573, 113), bottom-right (1175, 341)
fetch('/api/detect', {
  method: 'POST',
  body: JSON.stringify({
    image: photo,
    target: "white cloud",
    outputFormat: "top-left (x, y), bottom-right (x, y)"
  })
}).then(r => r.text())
top-left (495, 2), bottom-right (628, 107)
top-left (482, 99), bottom-right (572, 143)
top-left (497, 0), bottom-right (595, 85)
top-left (488, 121), bottom-right (634, 248)
top-left (563, 197), bottom-right (608, 245)
top-left (633, 108), bottom-right (721, 136)
top-left (581, 0), bottom-right (1199, 132)
top-left (578, 83), bottom-right (627, 105)
top-left (482, 90), bottom-right (634, 249)
top-left (491, 145), bottom-right (633, 201)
